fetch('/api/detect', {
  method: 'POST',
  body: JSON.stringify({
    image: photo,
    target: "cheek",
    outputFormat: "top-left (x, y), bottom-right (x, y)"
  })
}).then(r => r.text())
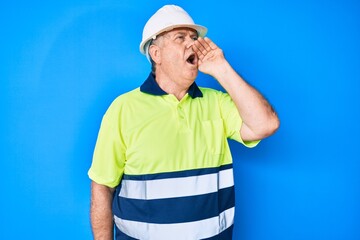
top-left (161, 46), bottom-right (182, 64)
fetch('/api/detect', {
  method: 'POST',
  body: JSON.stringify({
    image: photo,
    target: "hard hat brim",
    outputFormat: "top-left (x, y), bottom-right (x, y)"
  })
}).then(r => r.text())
top-left (139, 24), bottom-right (207, 55)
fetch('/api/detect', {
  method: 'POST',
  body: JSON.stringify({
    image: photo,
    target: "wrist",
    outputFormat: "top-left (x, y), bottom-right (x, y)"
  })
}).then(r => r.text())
top-left (212, 60), bottom-right (233, 83)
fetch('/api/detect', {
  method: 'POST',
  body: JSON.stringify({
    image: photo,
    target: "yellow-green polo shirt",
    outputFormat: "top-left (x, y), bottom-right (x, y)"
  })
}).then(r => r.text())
top-left (88, 74), bottom-right (258, 187)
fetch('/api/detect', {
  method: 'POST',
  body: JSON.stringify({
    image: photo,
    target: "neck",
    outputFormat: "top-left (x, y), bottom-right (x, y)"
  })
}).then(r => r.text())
top-left (155, 72), bottom-right (193, 101)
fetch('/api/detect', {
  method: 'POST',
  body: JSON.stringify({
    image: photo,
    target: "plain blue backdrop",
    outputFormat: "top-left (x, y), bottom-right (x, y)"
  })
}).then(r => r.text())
top-left (1, 0), bottom-right (359, 239)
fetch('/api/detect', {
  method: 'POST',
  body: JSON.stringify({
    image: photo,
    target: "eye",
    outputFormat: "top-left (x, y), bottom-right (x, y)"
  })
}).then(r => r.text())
top-left (192, 36), bottom-right (198, 41)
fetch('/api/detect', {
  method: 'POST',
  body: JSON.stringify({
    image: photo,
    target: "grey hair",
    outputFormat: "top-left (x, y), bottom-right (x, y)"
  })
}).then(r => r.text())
top-left (145, 38), bottom-right (158, 75)
top-left (144, 40), bottom-right (153, 62)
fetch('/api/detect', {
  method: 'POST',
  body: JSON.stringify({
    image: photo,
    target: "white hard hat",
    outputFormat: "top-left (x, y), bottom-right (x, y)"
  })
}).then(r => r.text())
top-left (139, 5), bottom-right (207, 56)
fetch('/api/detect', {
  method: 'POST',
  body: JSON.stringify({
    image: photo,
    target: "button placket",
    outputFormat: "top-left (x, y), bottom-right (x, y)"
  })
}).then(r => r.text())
top-left (176, 103), bottom-right (188, 130)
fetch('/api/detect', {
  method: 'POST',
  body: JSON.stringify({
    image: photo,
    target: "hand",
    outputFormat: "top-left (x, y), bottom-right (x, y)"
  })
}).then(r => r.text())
top-left (192, 37), bottom-right (227, 77)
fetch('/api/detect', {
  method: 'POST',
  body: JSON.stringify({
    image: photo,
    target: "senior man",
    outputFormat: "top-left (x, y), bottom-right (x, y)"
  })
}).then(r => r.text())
top-left (88, 5), bottom-right (279, 240)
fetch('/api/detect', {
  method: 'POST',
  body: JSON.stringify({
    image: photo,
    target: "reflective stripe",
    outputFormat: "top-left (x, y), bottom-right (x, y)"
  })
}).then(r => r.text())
top-left (114, 207), bottom-right (235, 240)
top-left (119, 168), bottom-right (234, 200)
top-left (122, 164), bottom-right (233, 181)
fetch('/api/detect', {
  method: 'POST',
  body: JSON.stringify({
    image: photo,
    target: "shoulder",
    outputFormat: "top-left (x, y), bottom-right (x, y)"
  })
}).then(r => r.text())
top-left (199, 87), bottom-right (226, 95)
top-left (198, 87), bottom-right (229, 101)
top-left (198, 87), bottom-right (235, 111)
top-left (107, 88), bottom-right (142, 108)
top-left (112, 87), bottom-right (141, 104)
top-left (102, 88), bottom-right (141, 118)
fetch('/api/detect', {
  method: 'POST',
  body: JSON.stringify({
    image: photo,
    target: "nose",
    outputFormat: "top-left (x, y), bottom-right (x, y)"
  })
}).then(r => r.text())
top-left (186, 38), bottom-right (196, 49)
top-left (184, 34), bottom-right (197, 48)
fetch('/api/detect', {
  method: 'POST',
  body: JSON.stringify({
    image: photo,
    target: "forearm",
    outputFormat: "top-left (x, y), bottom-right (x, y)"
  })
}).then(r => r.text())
top-left (90, 181), bottom-right (115, 240)
top-left (213, 61), bottom-right (279, 140)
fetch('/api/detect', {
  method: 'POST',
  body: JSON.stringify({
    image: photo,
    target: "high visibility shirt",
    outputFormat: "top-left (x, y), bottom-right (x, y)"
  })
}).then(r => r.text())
top-left (88, 73), bottom-right (259, 240)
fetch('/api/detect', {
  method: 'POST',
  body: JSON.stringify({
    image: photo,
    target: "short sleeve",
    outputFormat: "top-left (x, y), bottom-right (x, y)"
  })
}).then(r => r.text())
top-left (88, 100), bottom-right (126, 188)
top-left (218, 91), bottom-right (260, 148)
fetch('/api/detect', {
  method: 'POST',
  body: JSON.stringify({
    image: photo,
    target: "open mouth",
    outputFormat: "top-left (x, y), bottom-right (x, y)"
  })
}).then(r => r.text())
top-left (186, 53), bottom-right (197, 65)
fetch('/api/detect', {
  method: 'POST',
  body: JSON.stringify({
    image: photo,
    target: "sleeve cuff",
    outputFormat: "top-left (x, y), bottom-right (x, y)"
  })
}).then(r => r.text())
top-left (88, 168), bottom-right (120, 188)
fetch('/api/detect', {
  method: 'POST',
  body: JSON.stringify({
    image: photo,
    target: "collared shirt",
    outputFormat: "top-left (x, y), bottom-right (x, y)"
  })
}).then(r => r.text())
top-left (140, 73), bottom-right (203, 98)
top-left (88, 73), bottom-right (259, 240)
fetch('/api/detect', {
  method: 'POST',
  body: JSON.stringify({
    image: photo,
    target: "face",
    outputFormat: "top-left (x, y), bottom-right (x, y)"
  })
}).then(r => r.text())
top-left (150, 28), bottom-right (199, 87)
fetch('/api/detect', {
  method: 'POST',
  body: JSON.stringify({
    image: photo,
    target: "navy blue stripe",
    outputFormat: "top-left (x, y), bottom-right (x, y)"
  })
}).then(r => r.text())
top-left (115, 228), bottom-right (138, 240)
top-left (113, 186), bottom-right (235, 224)
top-left (122, 163), bottom-right (233, 181)
top-left (201, 225), bottom-right (234, 240)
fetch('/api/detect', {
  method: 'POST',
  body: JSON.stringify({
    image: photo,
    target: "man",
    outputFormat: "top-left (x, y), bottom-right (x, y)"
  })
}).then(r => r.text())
top-left (88, 5), bottom-right (279, 240)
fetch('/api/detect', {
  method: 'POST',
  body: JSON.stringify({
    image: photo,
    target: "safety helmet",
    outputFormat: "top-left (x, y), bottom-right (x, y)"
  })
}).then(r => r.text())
top-left (139, 5), bottom-right (207, 57)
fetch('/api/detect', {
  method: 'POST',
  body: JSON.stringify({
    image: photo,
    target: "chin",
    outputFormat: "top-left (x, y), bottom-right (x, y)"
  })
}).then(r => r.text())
top-left (185, 70), bottom-right (198, 81)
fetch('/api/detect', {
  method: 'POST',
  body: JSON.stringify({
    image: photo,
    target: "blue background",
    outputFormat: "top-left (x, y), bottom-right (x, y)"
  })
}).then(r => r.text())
top-left (1, 0), bottom-right (359, 239)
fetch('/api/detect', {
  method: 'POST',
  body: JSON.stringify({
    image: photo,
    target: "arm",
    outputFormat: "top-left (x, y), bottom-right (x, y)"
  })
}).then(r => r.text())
top-left (193, 37), bottom-right (280, 141)
top-left (90, 181), bottom-right (115, 240)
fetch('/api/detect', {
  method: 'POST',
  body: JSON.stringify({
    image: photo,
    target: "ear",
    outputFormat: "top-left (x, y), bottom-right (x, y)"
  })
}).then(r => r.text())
top-left (149, 44), bottom-right (161, 64)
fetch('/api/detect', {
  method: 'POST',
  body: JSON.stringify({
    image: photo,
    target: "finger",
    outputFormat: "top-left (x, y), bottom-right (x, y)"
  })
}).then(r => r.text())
top-left (193, 39), bottom-right (207, 56)
top-left (197, 37), bottom-right (213, 53)
top-left (194, 51), bottom-right (204, 60)
top-left (192, 43), bottom-right (206, 59)
top-left (204, 37), bottom-right (218, 50)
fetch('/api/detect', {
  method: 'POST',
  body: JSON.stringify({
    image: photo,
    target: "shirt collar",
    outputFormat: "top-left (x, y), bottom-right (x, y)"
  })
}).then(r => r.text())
top-left (140, 73), bottom-right (203, 99)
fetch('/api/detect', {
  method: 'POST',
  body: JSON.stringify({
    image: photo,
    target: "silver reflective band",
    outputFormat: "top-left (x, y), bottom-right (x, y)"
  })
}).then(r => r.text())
top-left (114, 207), bottom-right (235, 240)
top-left (119, 168), bottom-right (234, 200)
